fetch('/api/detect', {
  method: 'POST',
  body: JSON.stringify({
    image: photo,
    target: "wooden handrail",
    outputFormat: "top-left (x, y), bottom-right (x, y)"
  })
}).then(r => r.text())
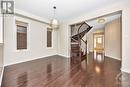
top-left (71, 21), bottom-right (92, 60)
top-left (77, 22), bottom-right (92, 59)
top-left (71, 37), bottom-right (78, 43)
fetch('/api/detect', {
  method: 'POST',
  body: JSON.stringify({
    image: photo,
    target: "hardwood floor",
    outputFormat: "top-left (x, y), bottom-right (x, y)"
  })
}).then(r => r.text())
top-left (1, 52), bottom-right (130, 87)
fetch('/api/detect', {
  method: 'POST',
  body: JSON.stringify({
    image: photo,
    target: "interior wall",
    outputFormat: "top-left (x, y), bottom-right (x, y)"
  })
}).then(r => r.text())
top-left (0, 15), bottom-right (3, 44)
top-left (58, 24), bottom-right (70, 57)
top-left (4, 16), bottom-right (58, 66)
top-left (0, 44), bottom-right (3, 67)
top-left (105, 18), bottom-right (121, 60)
top-left (0, 15), bottom-right (3, 67)
top-left (87, 28), bottom-right (104, 52)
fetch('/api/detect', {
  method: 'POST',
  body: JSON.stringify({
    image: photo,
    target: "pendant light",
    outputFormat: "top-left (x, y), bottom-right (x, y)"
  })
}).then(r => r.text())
top-left (50, 6), bottom-right (59, 29)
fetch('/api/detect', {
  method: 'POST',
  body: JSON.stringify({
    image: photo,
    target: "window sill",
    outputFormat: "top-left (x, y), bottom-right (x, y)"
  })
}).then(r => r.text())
top-left (46, 47), bottom-right (53, 49)
top-left (15, 49), bottom-right (29, 52)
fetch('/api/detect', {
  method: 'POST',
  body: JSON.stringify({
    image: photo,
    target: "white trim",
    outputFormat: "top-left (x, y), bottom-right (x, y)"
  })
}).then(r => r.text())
top-left (46, 27), bottom-right (53, 49)
top-left (105, 55), bottom-right (121, 61)
top-left (46, 47), bottom-right (53, 49)
top-left (58, 54), bottom-right (70, 58)
top-left (121, 67), bottom-right (130, 73)
top-left (15, 17), bottom-right (30, 52)
top-left (15, 9), bottom-right (50, 25)
top-left (0, 16), bottom-right (3, 43)
top-left (0, 67), bottom-right (4, 87)
top-left (4, 54), bottom-right (57, 67)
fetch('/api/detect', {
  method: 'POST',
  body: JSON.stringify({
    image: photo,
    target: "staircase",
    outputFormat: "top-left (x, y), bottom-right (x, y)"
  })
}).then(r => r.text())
top-left (71, 22), bottom-right (92, 62)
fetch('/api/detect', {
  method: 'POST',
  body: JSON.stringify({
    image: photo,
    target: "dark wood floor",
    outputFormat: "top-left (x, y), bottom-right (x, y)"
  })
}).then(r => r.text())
top-left (1, 52), bottom-right (130, 87)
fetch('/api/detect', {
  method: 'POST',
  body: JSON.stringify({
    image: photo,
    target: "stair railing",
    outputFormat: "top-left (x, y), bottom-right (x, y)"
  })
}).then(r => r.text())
top-left (77, 22), bottom-right (92, 59)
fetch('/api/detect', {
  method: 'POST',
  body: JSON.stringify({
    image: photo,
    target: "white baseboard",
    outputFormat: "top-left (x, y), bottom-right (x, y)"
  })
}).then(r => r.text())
top-left (58, 54), bottom-right (70, 58)
top-left (0, 67), bottom-right (4, 87)
top-left (105, 55), bottom-right (121, 61)
top-left (4, 54), bottom-right (70, 67)
top-left (4, 54), bottom-right (57, 67)
top-left (121, 67), bottom-right (130, 73)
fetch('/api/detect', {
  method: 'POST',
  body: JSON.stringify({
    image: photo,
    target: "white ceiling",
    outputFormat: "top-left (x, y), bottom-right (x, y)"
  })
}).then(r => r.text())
top-left (15, 0), bottom-right (121, 22)
top-left (87, 14), bottom-right (121, 29)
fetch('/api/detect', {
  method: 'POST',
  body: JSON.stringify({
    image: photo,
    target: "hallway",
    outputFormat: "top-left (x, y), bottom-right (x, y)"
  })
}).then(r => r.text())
top-left (2, 52), bottom-right (130, 87)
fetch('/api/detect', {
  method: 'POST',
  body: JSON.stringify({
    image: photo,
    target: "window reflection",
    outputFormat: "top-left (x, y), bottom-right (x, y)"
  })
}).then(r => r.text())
top-left (94, 50), bottom-right (104, 75)
top-left (95, 66), bottom-right (101, 74)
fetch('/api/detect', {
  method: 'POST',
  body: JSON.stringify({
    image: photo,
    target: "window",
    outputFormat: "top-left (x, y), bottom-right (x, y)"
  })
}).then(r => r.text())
top-left (16, 20), bottom-right (28, 50)
top-left (97, 37), bottom-right (102, 44)
top-left (47, 28), bottom-right (52, 47)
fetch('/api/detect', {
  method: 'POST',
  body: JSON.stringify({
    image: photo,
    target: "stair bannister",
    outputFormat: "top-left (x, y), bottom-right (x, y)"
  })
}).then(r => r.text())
top-left (77, 22), bottom-right (92, 60)
top-left (71, 21), bottom-right (92, 61)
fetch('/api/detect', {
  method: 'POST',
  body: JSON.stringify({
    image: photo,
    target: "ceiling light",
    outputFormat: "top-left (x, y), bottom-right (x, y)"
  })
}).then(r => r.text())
top-left (98, 18), bottom-right (105, 23)
top-left (50, 6), bottom-right (59, 29)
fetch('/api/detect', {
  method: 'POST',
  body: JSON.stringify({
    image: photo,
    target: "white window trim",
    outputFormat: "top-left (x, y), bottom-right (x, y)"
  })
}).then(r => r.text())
top-left (46, 27), bottom-right (53, 49)
top-left (15, 17), bottom-right (30, 52)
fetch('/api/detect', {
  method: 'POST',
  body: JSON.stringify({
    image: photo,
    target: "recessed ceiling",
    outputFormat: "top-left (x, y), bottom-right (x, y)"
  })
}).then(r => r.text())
top-left (15, 0), bottom-right (121, 22)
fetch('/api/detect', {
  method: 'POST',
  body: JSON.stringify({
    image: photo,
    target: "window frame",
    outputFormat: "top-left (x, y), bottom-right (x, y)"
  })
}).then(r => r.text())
top-left (15, 19), bottom-right (30, 52)
top-left (47, 28), bottom-right (53, 48)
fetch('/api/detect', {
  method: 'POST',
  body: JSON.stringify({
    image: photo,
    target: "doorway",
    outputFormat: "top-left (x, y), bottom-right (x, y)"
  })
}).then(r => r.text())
top-left (93, 33), bottom-right (104, 52)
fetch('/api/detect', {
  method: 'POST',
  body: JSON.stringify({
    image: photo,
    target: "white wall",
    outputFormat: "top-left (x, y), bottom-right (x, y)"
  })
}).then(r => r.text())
top-left (4, 16), bottom-right (58, 66)
top-left (0, 14), bottom-right (3, 67)
top-left (0, 15), bottom-right (3, 43)
top-left (0, 13), bottom-right (3, 86)
top-left (59, 0), bottom-right (130, 73)
top-left (58, 24), bottom-right (70, 57)
top-left (0, 44), bottom-right (3, 67)
top-left (105, 18), bottom-right (121, 60)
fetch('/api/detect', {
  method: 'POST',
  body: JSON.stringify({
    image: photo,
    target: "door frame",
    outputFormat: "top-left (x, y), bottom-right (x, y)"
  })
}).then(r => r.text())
top-left (93, 32), bottom-right (104, 51)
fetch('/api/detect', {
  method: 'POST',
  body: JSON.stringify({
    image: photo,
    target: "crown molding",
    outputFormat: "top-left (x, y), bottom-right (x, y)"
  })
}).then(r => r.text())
top-left (15, 9), bottom-right (50, 25)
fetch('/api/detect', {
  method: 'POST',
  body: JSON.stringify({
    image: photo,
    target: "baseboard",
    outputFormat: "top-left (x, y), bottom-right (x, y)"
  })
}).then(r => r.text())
top-left (0, 67), bottom-right (4, 87)
top-left (58, 54), bottom-right (70, 58)
top-left (4, 54), bottom-right (58, 67)
top-left (4, 53), bottom-right (70, 67)
top-left (121, 67), bottom-right (130, 73)
top-left (105, 55), bottom-right (121, 61)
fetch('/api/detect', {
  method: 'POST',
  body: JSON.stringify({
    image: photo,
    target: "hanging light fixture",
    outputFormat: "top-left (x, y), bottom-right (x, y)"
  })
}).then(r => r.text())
top-left (50, 6), bottom-right (59, 29)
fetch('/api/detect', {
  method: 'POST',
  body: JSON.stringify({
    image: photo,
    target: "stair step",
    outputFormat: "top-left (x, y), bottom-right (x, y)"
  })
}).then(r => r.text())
top-left (71, 48), bottom-right (80, 50)
top-left (71, 50), bottom-right (80, 53)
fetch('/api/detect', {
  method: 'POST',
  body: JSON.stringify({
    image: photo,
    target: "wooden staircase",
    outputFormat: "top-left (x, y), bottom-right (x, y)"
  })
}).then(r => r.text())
top-left (71, 22), bottom-right (92, 62)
